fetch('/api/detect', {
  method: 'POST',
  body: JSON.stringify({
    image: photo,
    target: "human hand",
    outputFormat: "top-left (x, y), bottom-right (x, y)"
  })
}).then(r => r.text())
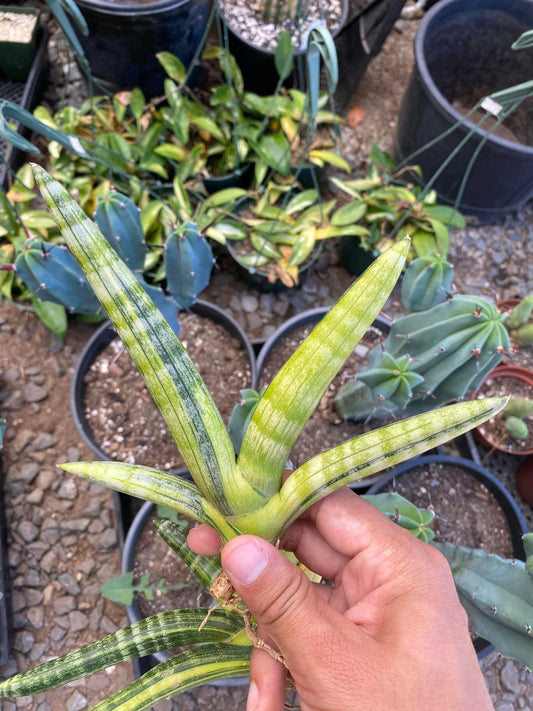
top-left (188, 486), bottom-right (494, 711)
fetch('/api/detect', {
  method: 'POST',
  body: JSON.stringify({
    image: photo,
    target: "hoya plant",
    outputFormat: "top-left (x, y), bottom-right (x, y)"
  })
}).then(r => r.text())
top-left (0, 166), bottom-right (531, 710)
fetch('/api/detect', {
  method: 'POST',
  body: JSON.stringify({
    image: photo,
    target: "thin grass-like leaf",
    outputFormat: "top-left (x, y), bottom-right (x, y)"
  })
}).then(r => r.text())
top-left (233, 398), bottom-right (506, 540)
top-left (33, 166), bottom-right (265, 516)
top-left (237, 239), bottom-right (410, 498)
top-left (88, 645), bottom-right (251, 711)
top-left (59, 461), bottom-right (240, 541)
top-left (0, 610), bottom-right (246, 697)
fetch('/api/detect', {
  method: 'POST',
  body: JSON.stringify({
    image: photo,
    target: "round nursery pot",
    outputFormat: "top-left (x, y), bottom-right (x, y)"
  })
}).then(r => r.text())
top-left (202, 162), bottom-right (254, 195)
top-left (256, 307), bottom-right (391, 488)
top-left (71, 299), bottom-right (257, 468)
top-left (122, 499), bottom-right (248, 684)
top-left (471, 365), bottom-right (533, 456)
top-left (515, 455), bottom-right (533, 507)
top-left (395, 0), bottom-right (533, 222)
top-left (75, 0), bottom-right (209, 97)
top-left (366, 453), bottom-right (529, 658)
top-left (218, 0), bottom-right (349, 96)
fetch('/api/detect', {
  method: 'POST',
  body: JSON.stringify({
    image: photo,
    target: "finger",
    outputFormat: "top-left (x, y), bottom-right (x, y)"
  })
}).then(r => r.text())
top-left (247, 646), bottom-right (286, 711)
top-left (221, 535), bottom-right (353, 678)
top-left (186, 524), bottom-right (222, 556)
top-left (280, 518), bottom-right (349, 583)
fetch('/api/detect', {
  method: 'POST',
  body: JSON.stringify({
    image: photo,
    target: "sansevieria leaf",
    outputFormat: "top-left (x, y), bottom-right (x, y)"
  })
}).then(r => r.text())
top-left (0, 609), bottom-right (246, 697)
top-left (88, 645), bottom-right (251, 711)
top-left (32, 165), bottom-right (266, 517)
top-left (237, 238), bottom-right (410, 498)
top-left (233, 398), bottom-right (506, 540)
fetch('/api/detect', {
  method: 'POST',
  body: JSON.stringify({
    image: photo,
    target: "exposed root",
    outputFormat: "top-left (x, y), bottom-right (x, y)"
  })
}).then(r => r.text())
top-left (200, 573), bottom-right (290, 671)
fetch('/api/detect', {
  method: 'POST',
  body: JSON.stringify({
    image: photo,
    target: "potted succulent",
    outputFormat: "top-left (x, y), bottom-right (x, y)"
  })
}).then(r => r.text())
top-left (472, 365), bottom-right (533, 456)
top-left (394, 0), bottom-right (533, 222)
top-left (335, 254), bottom-right (510, 421)
top-left (217, 0), bottom-right (349, 96)
top-left (0, 167), bottom-right (531, 707)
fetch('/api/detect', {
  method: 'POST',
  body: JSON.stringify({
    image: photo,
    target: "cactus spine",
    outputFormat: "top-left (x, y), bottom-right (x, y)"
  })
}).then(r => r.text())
top-left (336, 295), bottom-right (510, 419)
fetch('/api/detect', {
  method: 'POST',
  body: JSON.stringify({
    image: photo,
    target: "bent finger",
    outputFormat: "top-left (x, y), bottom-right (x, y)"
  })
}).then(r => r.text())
top-left (248, 646), bottom-right (287, 711)
top-left (187, 524), bottom-right (222, 556)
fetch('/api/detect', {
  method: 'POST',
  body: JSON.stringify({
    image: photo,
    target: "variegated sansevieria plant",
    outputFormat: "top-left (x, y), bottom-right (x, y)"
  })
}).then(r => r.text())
top-left (0, 164), bottom-right (525, 709)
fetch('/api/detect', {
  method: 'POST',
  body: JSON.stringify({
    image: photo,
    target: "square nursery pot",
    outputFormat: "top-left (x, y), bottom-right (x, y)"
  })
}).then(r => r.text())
top-left (0, 450), bottom-right (12, 665)
top-left (0, 25), bottom-right (49, 187)
top-left (0, 6), bottom-right (40, 82)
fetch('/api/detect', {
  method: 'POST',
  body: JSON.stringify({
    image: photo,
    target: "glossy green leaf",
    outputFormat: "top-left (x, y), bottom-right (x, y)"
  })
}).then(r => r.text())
top-left (274, 29), bottom-right (294, 80)
top-left (157, 52), bottom-right (187, 84)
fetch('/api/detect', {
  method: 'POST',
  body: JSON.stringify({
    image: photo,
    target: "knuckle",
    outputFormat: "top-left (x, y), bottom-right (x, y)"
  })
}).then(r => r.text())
top-left (258, 568), bottom-right (310, 629)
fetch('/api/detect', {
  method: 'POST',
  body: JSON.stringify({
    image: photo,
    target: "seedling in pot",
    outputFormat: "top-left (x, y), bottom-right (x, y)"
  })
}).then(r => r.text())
top-left (0, 166), bottom-right (531, 709)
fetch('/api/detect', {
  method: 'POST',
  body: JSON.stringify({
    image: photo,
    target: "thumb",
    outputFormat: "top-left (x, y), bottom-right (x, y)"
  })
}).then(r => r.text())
top-left (221, 535), bottom-right (338, 666)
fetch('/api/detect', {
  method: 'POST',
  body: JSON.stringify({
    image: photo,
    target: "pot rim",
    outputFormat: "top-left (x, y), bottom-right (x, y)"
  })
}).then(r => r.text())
top-left (471, 364), bottom-right (533, 455)
top-left (70, 299), bottom-right (258, 463)
top-left (414, 0), bottom-right (533, 157)
top-left (219, 0), bottom-right (349, 56)
top-left (75, 0), bottom-right (195, 16)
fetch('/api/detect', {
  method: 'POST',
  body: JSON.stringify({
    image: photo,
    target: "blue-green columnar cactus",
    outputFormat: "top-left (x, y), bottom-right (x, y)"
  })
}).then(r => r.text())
top-left (336, 295), bottom-right (510, 419)
top-left (401, 252), bottom-right (454, 312)
top-left (14, 241), bottom-right (101, 314)
top-left (94, 191), bottom-right (147, 272)
top-left (164, 222), bottom-right (213, 308)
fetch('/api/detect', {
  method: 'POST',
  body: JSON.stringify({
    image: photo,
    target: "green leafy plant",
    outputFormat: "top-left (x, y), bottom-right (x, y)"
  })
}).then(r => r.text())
top-left (332, 144), bottom-right (466, 261)
top-left (207, 180), bottom-right (367, 286)
top-left (1, 166), bottom-right (531, 709)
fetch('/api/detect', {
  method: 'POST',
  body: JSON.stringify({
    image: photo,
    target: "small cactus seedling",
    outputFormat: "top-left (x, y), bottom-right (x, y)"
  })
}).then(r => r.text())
top-left (504, 295), bottom-right (533, 346)
top-left (503, 398), bottom-right (533, 441)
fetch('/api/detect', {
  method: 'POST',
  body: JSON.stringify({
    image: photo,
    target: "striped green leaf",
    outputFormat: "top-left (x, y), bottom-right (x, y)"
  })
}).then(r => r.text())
top-left (233, 398), bottom-right (506, 541)
top-left (59, 461), bottom-right (241, 542)
top-left (33, 165), bottom-right (266, 517)
top-left (0, 610), bottom-right (246, 697)
top-left (155, 519), bottom-right (223, 588)
top-left (237, 238), bottom-right (410, 498)
top-left (88, 645), bottom-right (251, 711)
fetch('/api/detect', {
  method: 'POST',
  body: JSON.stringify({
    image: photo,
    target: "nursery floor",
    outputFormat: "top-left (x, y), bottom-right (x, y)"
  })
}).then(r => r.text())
top-left (0, 7), bottom-right (532, 711)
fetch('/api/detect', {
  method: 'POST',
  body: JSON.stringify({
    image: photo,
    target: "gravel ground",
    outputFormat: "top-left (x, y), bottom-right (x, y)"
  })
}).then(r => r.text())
top-left (0, 6), bottom-right (531, 710)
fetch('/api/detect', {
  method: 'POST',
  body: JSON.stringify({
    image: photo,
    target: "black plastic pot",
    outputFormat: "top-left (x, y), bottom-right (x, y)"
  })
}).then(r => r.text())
top-left (256, 307), bottom-right (392, 489)
top-left (220, 0), bottom-right (349, 97)
top-left (0, 451), bottom-right (12, 666)
top-left (202, 162), bottom-right (254, 195)
top-left (365, 453), bottom-right (529, 658)
top-left (122, 500), bottom-right (248, 684)
top-left (74, 0), bottom-right (209, 98)
top-left (395, 0), bottom-right (533, 222)
top-left (70, 300), bottom-right (257, 545)
top-left (338, 235), bottom-right (379, 276)
top-left (334, 0), bottom-right (408, 111)
top-left (0, 26), bottom-right (49, 188)
top-left (0, 6), bottom-right (40, 82)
